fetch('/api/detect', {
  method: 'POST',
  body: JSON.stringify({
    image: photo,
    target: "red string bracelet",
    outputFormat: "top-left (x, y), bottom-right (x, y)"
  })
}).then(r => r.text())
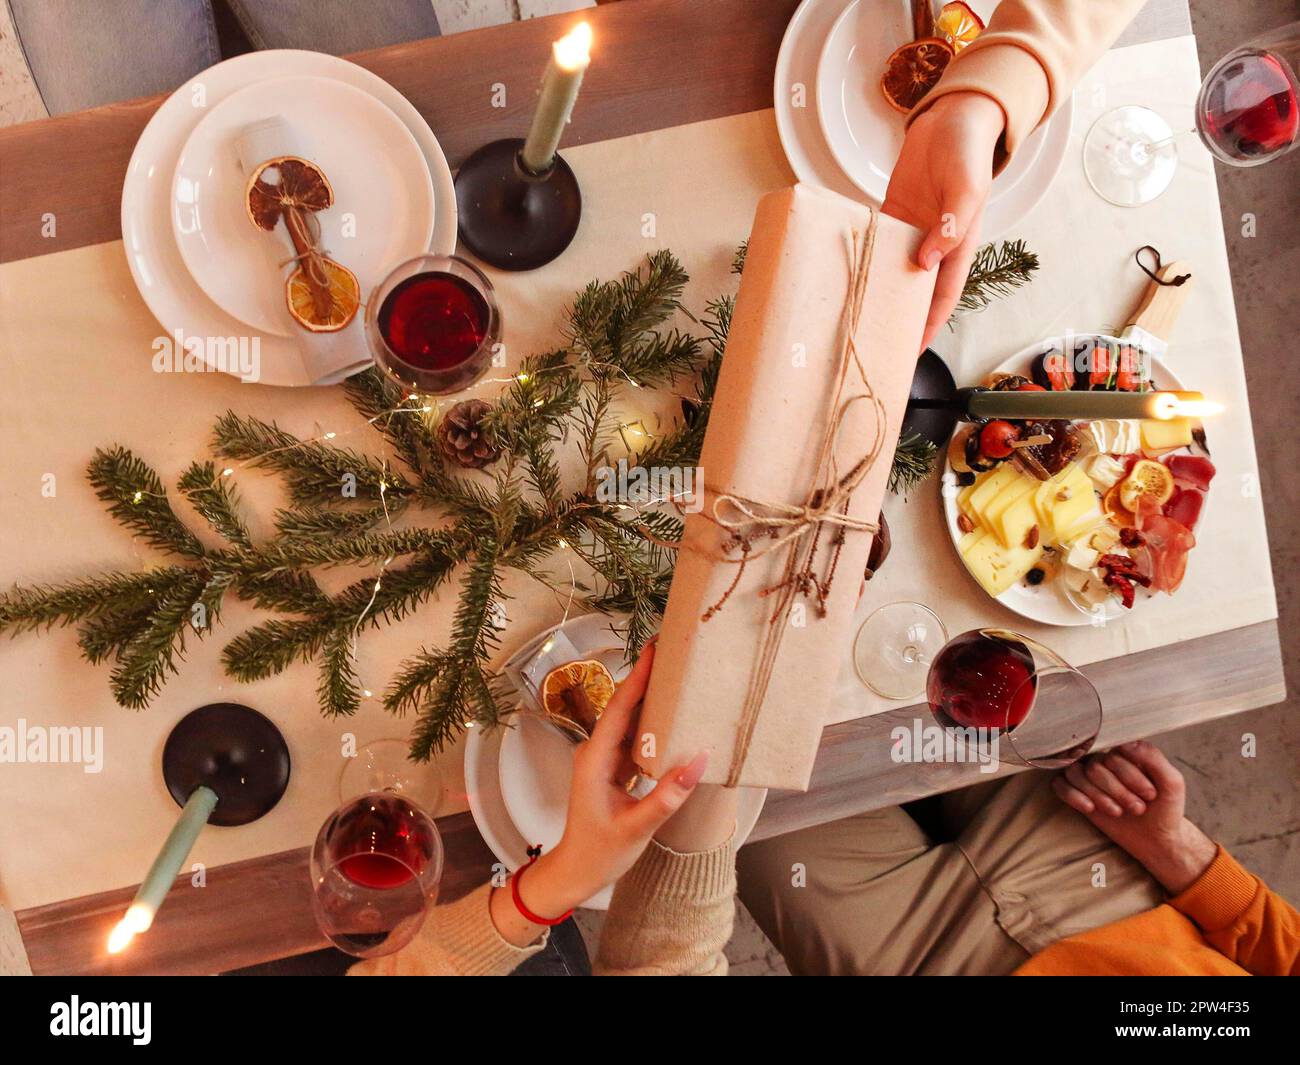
top-left (510, 845), bottom-right (573, 927)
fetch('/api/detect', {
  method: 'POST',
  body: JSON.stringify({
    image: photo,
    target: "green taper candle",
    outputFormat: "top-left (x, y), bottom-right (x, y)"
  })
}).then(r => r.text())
top-left (107, 785), bottom-right (218, 954)
top-left (961, 388), bottom-right (1218, 422)
top-left (520, 22), bottom-right (593, 175)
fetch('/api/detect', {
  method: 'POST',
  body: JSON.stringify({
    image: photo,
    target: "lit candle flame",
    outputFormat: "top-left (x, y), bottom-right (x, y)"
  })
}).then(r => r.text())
top-left (1150, 393), bottom-right (1224, 420)
top-left (555, 22), bottom-right (593, 72)
top-left (106, 903), bottom-right (153, 954)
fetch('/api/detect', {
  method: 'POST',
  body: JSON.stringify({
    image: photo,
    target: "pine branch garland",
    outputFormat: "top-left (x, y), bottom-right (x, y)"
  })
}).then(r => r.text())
top-left (7, 248), bottom-right (961, 760)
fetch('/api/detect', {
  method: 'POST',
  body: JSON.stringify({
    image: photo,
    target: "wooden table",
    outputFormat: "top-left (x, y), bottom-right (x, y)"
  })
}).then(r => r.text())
top-left (1, 0), bottom-right (1284, 975)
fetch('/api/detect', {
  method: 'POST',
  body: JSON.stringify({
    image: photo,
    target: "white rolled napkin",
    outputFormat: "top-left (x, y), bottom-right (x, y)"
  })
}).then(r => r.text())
top-left (235, 116), bottom-right (373, 386)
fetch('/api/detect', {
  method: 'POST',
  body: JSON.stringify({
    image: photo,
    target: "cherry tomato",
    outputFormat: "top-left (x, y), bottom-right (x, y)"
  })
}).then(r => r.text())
top-left (979, 420), bottom-right (1020, 459)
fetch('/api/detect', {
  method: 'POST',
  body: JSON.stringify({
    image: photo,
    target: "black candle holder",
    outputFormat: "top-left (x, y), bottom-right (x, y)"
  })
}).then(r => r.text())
top-left (454, 137), bottom-right (582, 272)
top-left (162, 703), bottom-right (291, 827)
top-left (901, 347), bottom-right (959, 449)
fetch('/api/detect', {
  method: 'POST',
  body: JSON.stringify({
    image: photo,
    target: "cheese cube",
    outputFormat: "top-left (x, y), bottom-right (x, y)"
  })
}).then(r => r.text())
top-left (1140, 418), bottom-right (1193, 453)
top-left (960, 530), bottom-right (1045, 598)
top-left (1065, 540), bottom-right (1100, 570)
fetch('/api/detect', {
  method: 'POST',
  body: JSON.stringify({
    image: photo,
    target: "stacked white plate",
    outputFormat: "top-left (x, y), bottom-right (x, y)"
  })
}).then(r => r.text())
top-left (775, 0), bottom-right (1073, 238)
top-left (122, 50), bottom-right (457, 387)
top-left (466, 613), bottom-right (768, 910)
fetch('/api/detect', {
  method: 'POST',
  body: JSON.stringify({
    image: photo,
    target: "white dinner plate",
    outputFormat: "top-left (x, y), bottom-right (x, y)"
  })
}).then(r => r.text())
top-left (940, 344), bottom-right (1190, 626)
top-left (172, 75), bottom-right (435, 339)
top-left (776, 0), bottom-right (1074, 239)
top-left (122, 50), bottom-right (457, 387)
top-left (465, 613), bottom-right (767, 910)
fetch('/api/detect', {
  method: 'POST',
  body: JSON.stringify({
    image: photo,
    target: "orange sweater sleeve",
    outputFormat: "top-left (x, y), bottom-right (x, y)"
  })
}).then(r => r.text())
top-left (1168, 845), bottom-right (1300, 976)
top-left (909, 0), bottom-right (1147, 166)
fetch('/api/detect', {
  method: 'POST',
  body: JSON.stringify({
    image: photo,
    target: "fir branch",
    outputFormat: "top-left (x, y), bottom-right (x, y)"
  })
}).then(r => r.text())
top-left (318, 628), bottom-right (361, 718)
top-left (212, 411), bottom-right (410, 506)
top-left (272, 504), bottom-right (394, 543)
top-left (223, 616), bottom-right (336, 682)
top-left (178, 461), bottom-right (252, 549)
top-left (889, 432), bottom-right (939, 495)
top-left (108, 571), bottom-right (209, 708)
top-left (955, 239), bottom-right (1039, 317)
top-left (0, 568), bottom-right (192, 636)
top-left (732, 241), bottom-right (748, 275)
top-left (87, 448), bottom-right (205, 559)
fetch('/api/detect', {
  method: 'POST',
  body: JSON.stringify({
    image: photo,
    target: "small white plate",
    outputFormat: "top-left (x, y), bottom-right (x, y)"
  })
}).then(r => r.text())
top-left (940, 343), bottom-right (1190, 626)
top-left (121, 50), bottom-right (457, 387)
top-left (465, 613), bottom-right (767, 910)
top-left (171, 75), bottom-right (435, 339)
top-left (776, 0), bottom-right (1073, 239)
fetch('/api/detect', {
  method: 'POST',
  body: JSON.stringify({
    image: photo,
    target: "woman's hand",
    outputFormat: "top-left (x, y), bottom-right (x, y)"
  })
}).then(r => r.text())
top-left (489, 642), bottom-right (709, 945)
top-left (1053, 740), bottom-right (1218, 895)
top-left (882, 91), bottom-right (1006, 353)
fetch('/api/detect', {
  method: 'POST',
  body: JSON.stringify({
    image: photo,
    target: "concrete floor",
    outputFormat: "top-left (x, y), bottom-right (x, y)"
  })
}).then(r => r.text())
top-left (0, 0), bottom-right (1293, 975)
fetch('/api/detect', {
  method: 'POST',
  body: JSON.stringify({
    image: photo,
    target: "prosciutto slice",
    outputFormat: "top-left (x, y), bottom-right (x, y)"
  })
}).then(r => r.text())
top-left (1132, 513), bottom-right (1196, 594)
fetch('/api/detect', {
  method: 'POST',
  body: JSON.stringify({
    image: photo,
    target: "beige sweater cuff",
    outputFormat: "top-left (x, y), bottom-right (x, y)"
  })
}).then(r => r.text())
top-left (348, 883), bottom-right (548, 976)
top-left (907, 42), bottom-right (1050, 172)
top-left (595, 837), bottom-right (737, 976)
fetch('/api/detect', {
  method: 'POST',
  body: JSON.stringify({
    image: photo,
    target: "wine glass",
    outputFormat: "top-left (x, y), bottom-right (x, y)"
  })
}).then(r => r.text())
top-left (310, 739), bottom-right (444, 958)
top-left (365, 253), bottom-right (501, 395)
top-left (925, 628), bottom-right (1101, 768)
top-left (853, 601), bottom-right (949, 700)
top-left (1083, 21), bottom-right (1299, 206)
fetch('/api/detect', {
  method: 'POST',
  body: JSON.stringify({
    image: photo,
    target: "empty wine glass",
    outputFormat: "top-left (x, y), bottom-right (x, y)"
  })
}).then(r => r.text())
top-left (853, 601), bottom-right (949, 700)
top-left (1083, 21), bottom-right (1299, 206)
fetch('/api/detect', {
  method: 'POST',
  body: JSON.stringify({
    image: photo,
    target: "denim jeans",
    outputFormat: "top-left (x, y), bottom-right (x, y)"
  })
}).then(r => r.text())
top-left (6, 0), bottom-right (442, 116)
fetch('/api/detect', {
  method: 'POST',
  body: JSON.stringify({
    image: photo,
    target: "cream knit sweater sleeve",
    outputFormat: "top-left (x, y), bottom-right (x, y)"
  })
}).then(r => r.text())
top-left (595, 838), bottom-right (738, 976)
top-left (347, 837), bottom-right (736, 976)
top-left (910, 0), bottom-right (1147, 161)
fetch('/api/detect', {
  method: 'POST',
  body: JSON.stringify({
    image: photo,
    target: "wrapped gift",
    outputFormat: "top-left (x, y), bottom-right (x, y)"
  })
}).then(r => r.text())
top-left (636, 183), bottom-right (936, 791)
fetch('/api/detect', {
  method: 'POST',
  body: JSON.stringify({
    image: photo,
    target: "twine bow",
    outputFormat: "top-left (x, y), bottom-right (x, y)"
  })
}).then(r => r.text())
top-left (705, 220), bottom-right (887, 785)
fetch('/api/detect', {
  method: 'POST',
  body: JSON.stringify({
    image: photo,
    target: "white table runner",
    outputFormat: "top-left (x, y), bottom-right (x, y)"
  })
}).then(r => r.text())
top-left (0, 35), bottom-right (1275, 910)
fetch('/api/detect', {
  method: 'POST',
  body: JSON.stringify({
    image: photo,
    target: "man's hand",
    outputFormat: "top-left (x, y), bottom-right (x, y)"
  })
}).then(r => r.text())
top-left (1053, 740), bottom-right (1218, 895)
top-left (882, 91), bottom-right (1005, 353)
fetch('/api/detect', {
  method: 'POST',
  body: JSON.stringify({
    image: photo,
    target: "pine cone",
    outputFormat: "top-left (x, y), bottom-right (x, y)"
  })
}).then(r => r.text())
top-left (435, 399), bottom-right (500, 469)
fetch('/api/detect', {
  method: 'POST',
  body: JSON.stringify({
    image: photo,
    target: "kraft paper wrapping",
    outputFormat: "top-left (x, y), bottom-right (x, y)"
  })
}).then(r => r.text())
top-left (638, 183), bottom-right (935, 791)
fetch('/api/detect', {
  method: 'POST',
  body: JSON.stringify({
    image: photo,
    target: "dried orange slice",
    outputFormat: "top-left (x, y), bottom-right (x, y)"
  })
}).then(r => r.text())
top-left (1119, 459), bottom-right (1175, 511)
top-left (286, 259), bottom-right (360, 333)
top-left (936, 1), bottom-right (985, 52)
top-left (880, 38), bottom-right (955, 114)
top-left (541, 659), bottom-right (615, 738)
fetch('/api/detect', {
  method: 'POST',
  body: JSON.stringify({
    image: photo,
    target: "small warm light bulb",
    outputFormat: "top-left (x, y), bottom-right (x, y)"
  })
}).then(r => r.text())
top-left (324, 432), bottom-right (337, 440)
top-left (517, 372), bottom-right (531, 384)
top-left (555, 21), bottom-right (593, 72)
top-left (558, 539), bottom-right (569, 549)
top-left (132, 491), bottom-right (144, 504)
top-left (221, 468), bottom-right (234, 477)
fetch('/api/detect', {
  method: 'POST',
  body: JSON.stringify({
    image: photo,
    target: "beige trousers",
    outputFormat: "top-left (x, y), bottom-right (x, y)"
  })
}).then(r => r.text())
top-left (736, 770), bottom-right (1166, 975)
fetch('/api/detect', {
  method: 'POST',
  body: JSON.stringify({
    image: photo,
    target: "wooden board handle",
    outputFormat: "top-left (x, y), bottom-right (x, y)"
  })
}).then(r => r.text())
top-left (1125, 258), bottom-right (1193, 340)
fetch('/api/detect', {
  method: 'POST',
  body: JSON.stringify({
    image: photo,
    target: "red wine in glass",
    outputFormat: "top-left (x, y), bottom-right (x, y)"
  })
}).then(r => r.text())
top-left (925, 628), bottom-right (1102, 768)
top-left (1198, 51), bottom-right (1298, 163)
top-left (378, 272), bottom-right (489, 372)
top-left (310, 791), bottom-right (443, 957)
top-left (329, 793), bottom-right (436, 889)
top-left (927, 630), bottom-right (1037, 732)
top-left (366, 254), bottom-right (500, 395)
